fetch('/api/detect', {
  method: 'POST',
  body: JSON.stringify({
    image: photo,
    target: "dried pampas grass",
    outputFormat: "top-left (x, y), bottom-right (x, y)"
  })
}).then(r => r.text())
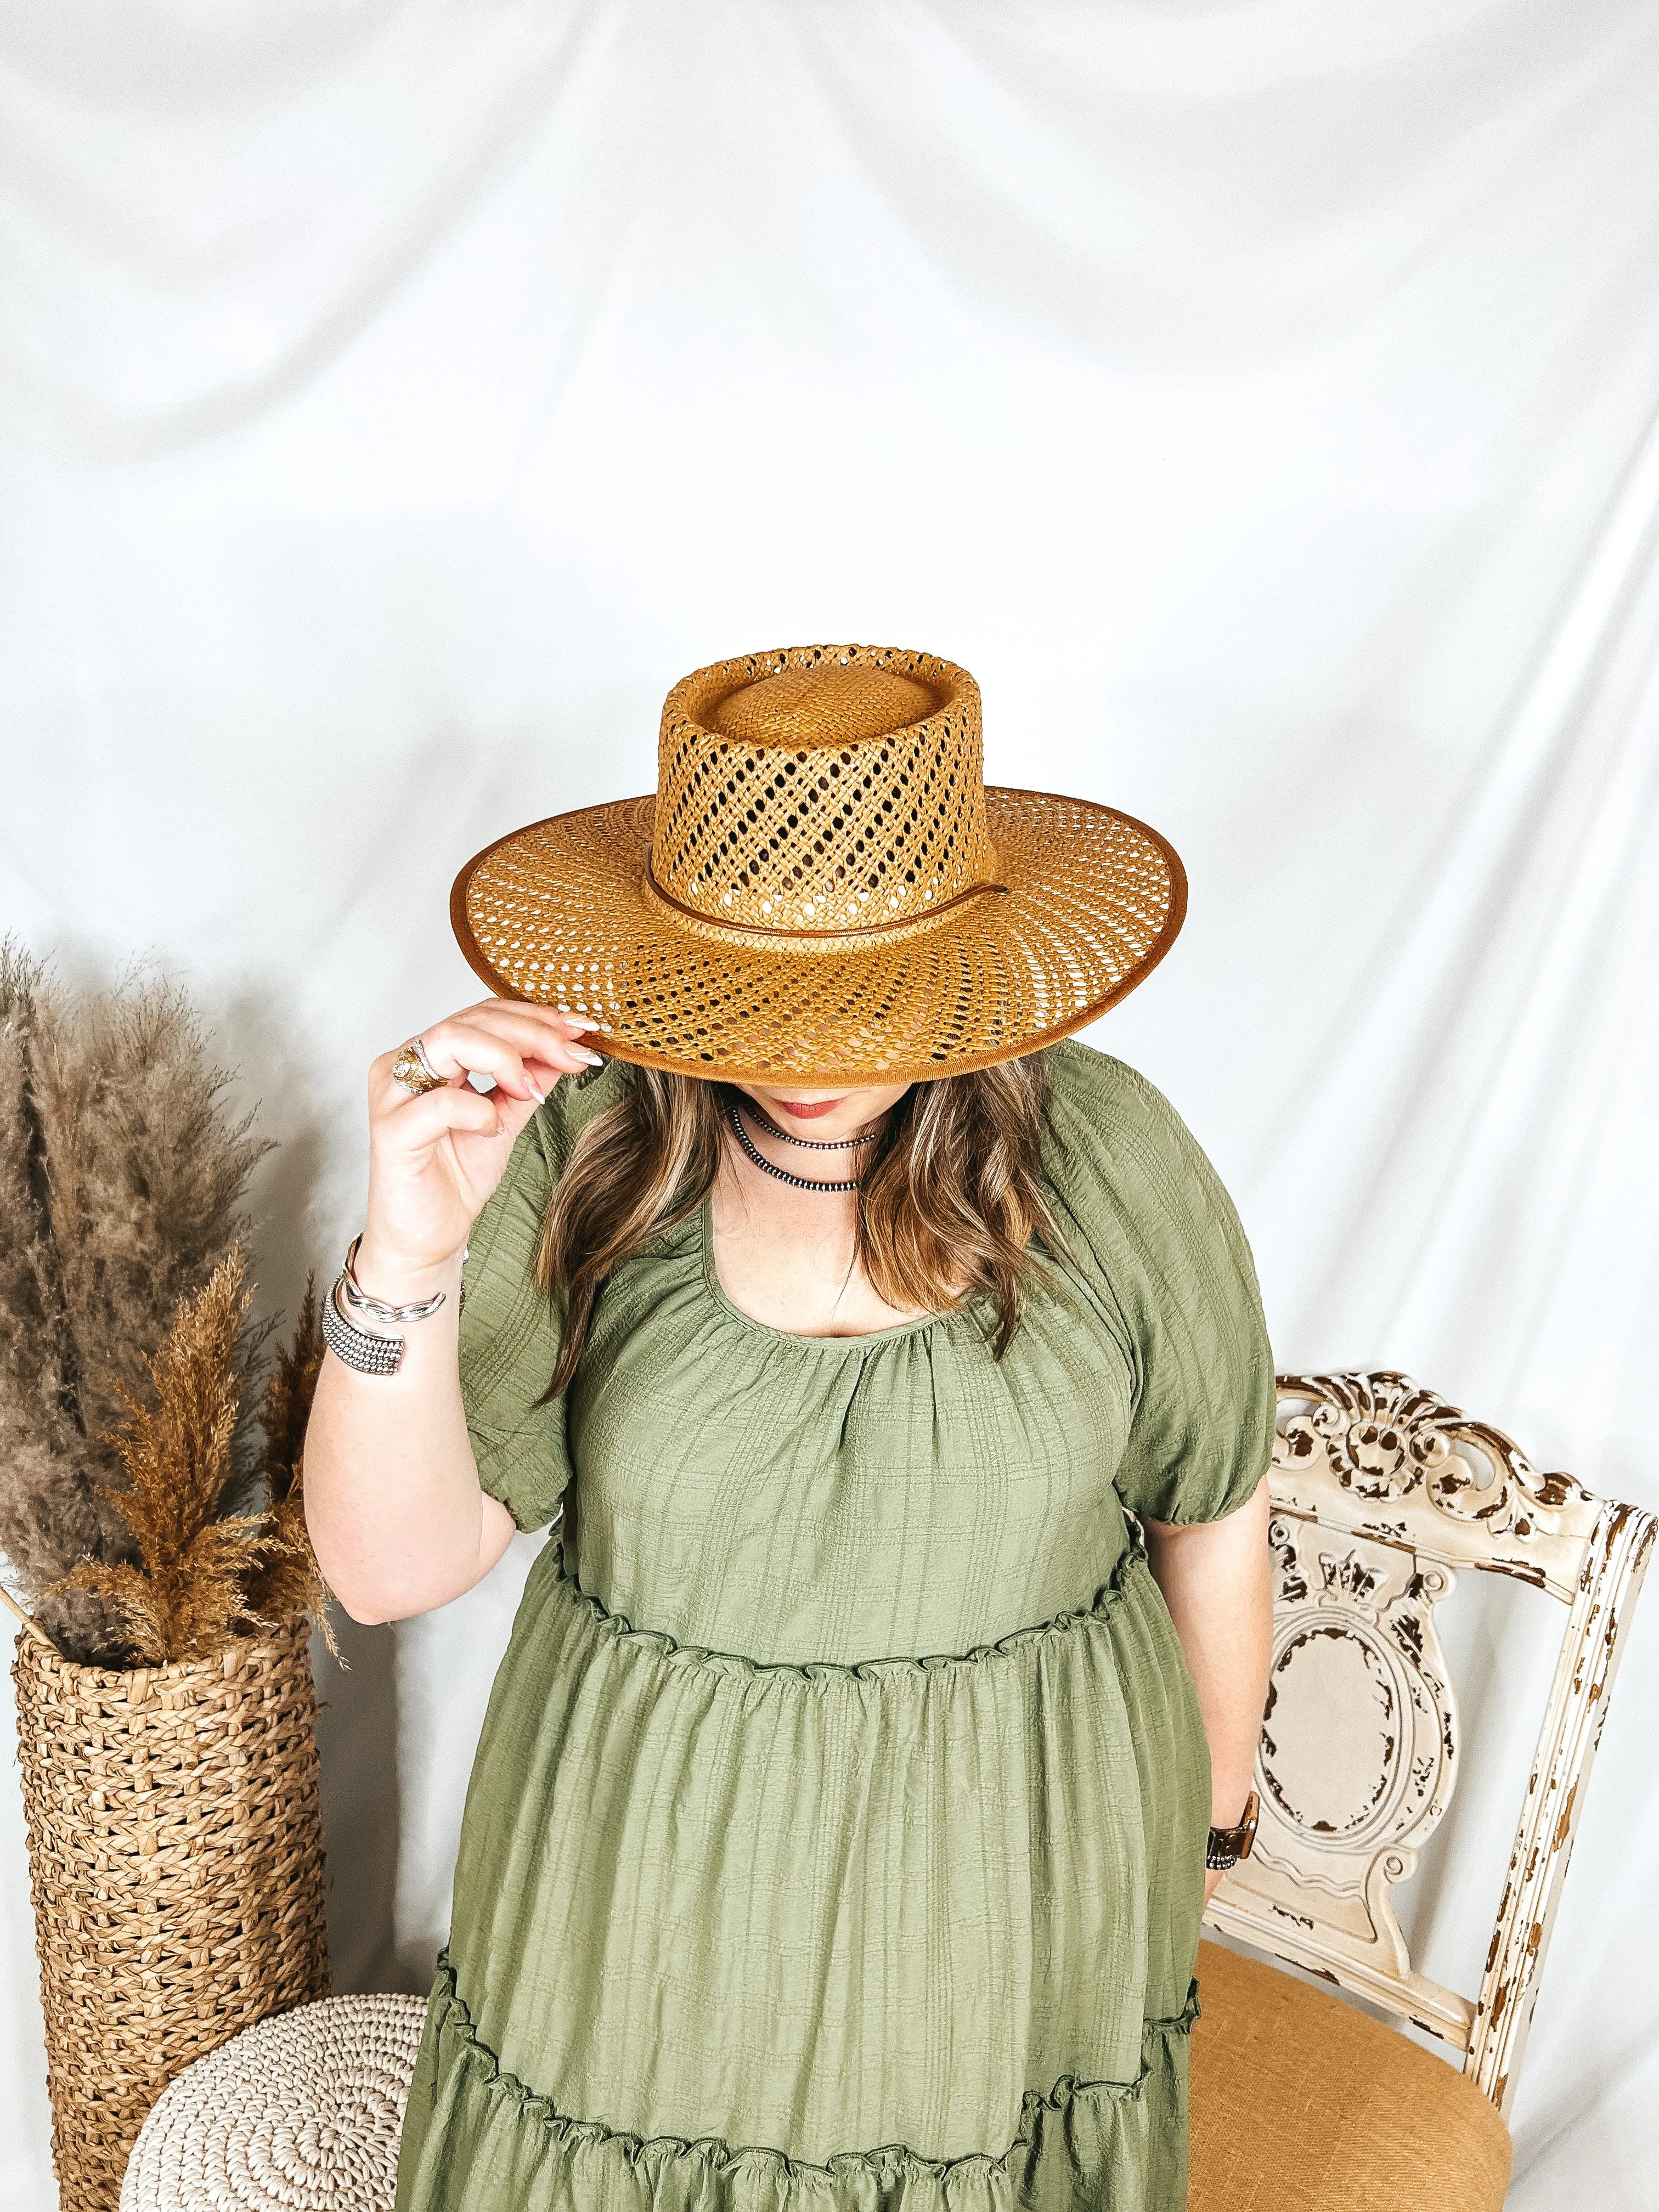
top-left (0, 941), bottom-right (337, 1666)
top-left (55, 1255), bottom-right (340, 1665)
top-left (58, 1254), bottom-right (264, 1662)
top-left (247, 1274), bottom-right (341, 1661)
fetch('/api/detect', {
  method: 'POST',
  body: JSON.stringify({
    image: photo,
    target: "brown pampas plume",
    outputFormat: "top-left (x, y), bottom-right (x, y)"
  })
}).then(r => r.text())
top-left (55, 1252), bottom-right (268, 1664)
top-left (0, 941), bottom-right (269, 1661)
top-left (246, 1274), bottom-right (342, 1662)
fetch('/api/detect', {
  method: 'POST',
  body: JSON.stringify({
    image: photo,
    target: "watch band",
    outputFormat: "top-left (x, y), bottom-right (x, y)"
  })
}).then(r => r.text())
top-left (1205, 1788), bottom-right (1260, 1872)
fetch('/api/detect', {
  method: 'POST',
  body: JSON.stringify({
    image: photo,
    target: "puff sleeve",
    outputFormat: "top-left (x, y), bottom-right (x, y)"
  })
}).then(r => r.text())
top-left (457, 1059), bottom-right (626, 1532)
top-left (1039, 1040), bottom-right (1276, 1526)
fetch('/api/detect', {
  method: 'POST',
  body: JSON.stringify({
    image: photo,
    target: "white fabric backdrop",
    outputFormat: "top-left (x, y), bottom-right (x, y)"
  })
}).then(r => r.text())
top-left (3, 3), bottom-right (1657, 2202)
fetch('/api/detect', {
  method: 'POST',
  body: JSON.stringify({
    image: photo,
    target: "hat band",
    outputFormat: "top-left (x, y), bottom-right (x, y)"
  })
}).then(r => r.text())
top-left (641, 864), bottom-right (1009, 949)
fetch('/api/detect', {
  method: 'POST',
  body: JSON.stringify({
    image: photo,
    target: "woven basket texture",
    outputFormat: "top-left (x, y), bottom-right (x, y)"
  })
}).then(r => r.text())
top-left (12, 1619), bottom-right (331, 2212)
top-left (452, 642), bottom-right (1187, 1084)
top-left (119, 1994), bottom-right (426, 2212)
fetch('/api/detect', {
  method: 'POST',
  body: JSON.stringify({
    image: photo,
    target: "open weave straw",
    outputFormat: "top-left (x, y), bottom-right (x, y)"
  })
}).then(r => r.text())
top-left (12, 1619), bottom-right (330, 2212)
top-left (119, 1995), bottom-right (428, 2212)
top-left (452, 642), bottom-right (1188, 1084)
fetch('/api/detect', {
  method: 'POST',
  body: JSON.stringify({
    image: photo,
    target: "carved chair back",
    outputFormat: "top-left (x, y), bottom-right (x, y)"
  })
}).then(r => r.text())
top-left (1203, 1370), bottom-right (1655, 2117)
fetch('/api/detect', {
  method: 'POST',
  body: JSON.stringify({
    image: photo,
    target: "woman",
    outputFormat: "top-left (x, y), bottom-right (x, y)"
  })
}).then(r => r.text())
top-left (305, 644), bottom-right (1274, 2211)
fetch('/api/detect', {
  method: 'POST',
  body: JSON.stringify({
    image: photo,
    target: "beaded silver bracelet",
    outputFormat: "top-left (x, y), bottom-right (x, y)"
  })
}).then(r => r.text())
top-left (322, 1237), bottom-right (467, 1377)
top-left (321, 1272), bottom-right (405, 1375)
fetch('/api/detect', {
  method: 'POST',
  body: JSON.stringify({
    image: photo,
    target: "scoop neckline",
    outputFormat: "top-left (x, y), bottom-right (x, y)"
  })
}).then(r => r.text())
top-left (697, 1198), bottom-right (958, 1348)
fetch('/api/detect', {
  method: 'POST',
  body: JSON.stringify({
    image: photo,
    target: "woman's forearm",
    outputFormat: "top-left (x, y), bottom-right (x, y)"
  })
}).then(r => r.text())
top-left (1143, 1476), bottom-right (1272, 1881)
top-left (303, 1242), bottom-right (518, 1623)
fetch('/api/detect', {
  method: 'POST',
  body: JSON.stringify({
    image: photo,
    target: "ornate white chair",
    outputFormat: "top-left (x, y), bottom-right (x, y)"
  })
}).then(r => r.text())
top-left (1190, 1370), bottom-right (1656, 2212)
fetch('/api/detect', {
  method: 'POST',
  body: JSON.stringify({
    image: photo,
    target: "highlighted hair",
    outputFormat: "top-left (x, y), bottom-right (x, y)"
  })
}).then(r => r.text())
top-left (538, 1059), bottom-right (1062, 1398)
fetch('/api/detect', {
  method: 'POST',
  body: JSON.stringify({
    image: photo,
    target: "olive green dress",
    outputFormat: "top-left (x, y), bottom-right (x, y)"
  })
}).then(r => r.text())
top-left (394, 1040), bottom-right (1274, 2212)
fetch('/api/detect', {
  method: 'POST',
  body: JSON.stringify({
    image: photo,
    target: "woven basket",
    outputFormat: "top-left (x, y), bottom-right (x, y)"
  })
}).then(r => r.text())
top-left (12, 1617), bottom-right (331, 2212)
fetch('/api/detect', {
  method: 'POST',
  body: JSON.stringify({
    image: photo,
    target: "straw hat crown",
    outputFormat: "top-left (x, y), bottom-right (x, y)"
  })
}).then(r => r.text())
top-left (648, 647), bottom-right (997, 944)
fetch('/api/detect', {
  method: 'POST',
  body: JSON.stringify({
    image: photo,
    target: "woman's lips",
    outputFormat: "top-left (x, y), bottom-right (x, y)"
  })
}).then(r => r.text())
top-left (769, 1097), bottom-right (845, 1120)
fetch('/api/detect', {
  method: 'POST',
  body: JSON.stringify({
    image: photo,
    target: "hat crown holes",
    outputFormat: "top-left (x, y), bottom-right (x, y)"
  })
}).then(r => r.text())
top-left (653, 646), bottom-right (996, 935)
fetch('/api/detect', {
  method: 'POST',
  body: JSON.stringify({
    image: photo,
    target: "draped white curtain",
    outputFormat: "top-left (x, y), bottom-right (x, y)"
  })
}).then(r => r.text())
top-left (3, 5), bottom-right (1657, 2203)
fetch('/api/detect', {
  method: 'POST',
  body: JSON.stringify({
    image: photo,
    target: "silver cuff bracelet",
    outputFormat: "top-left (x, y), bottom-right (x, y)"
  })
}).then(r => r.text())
top-left (321, 1237), bottom-right (469, 1377)
top-left (321, 1273), bottom-right (404, 1376)
top-left (340, 1233), bottom-right (449, 1324)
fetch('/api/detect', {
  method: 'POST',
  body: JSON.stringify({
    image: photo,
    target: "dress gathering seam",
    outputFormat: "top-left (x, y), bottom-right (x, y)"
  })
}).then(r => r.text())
top-left (545, 1526), bottom-right (1150, 1685)
top-left (426, 1950), bottom-right (1200, 2177)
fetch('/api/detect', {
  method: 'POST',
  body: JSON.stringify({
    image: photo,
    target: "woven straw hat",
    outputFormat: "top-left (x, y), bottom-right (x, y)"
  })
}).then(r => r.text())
top-left (451, 642), bottom-right (1186, 1084)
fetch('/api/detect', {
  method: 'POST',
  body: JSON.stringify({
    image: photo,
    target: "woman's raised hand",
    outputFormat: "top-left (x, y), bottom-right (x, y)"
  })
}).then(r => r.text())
top-left (356, 1000), bottom-right (602, 1291)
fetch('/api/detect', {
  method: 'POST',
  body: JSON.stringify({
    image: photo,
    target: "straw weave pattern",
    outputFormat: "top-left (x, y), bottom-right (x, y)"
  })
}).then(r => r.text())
top-left (453, 640), bottom-right (1186, 1082)
top-left (120, 1995), bottom-right (426, 2212)
top-left (656, 644), bottom-right (995, 935)
top-left (459, 787), bottom-right (1182, 1082)
top-left (12, 1621), bottom-right (330, 2212)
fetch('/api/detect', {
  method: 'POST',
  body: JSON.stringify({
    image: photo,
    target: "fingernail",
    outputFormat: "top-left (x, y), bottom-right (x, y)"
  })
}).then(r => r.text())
top-left (564, 1016), bottom-right (599, 1031)
top-left (527, 1080), bottom-right (546, 1103)
top-left (576, 1049), bottom-right (604, 1066)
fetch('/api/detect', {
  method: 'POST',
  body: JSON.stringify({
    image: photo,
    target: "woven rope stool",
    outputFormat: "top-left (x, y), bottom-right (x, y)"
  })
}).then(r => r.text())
top-left (119, 1994), bottom-right (428, 2212)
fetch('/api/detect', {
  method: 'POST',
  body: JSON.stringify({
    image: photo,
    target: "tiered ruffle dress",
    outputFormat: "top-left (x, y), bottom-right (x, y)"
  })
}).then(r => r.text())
top-left (394, 1040), bottom-right (1274, 2212)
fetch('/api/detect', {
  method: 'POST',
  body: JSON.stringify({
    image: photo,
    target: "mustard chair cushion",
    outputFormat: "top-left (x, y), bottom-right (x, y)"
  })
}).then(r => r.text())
top-left (1189, 1940), bottom-right (1513, 2212)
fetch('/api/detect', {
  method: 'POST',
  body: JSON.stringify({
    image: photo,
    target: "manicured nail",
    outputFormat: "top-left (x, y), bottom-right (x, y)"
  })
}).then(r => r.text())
top-left (527, 1079), bottom-right (546, 1103)
top-left (575, 1049), bottom-right (604, 1066)
top-left (565, 1018), bottom-right (599, 1032)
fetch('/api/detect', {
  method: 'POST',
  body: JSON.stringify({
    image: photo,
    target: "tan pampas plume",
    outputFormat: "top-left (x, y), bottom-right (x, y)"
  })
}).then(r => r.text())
top-left (55, 1252), bottom-right (269, 1664)
top-left (0, 941), bottom-right (269, 1661)
top-left (246, 1274), bottom-right (343, 1662)
top-left (0, 941), bottom-right (341, 1667)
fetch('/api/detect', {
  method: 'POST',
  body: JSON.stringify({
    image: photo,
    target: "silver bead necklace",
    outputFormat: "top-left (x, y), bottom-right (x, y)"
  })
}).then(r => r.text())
top-left (726, 1099), bottom-right (878, 1193)
top-left (736, 1096), bottom-right (883, 1152)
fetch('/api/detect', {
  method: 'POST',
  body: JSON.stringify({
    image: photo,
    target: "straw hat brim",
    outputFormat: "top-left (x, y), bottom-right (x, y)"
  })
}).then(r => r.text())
top-left (451, 787), bottom-right (1186, 1086)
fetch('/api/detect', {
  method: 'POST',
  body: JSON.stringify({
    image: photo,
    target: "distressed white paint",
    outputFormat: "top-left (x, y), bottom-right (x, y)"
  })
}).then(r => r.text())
top-left (1206, 1372), bottom-right (1656, 2117)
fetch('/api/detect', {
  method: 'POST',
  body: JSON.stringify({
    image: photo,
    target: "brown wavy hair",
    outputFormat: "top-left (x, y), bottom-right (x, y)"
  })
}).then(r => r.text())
top-left (538, 1058), bottom-right (1063, 1397)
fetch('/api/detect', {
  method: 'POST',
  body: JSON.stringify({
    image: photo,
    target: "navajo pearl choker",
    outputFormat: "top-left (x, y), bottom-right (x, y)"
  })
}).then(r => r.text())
top-left (733, 1094), bottom-right (883, 1152)
top-left (726, 1103), bottom-right (862, 1193)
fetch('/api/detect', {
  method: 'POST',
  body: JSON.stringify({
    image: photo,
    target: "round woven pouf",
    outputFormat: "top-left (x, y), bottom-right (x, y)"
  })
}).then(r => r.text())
top-left (119, 1994), bottom-right (429, 2212)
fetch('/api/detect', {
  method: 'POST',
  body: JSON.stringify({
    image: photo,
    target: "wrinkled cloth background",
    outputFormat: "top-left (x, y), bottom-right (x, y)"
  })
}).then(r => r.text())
top-left (2, 4), bottom-right (1657, 2204)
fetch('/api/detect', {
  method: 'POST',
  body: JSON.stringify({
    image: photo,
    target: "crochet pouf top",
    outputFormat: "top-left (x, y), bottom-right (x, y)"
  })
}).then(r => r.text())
top-left (120, 1995), bottom-right (428, 2212)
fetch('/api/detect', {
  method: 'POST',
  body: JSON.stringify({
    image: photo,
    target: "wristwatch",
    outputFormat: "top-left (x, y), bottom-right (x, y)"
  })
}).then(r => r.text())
top-left (1205, 1788), bottom-right (1260, 1872)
